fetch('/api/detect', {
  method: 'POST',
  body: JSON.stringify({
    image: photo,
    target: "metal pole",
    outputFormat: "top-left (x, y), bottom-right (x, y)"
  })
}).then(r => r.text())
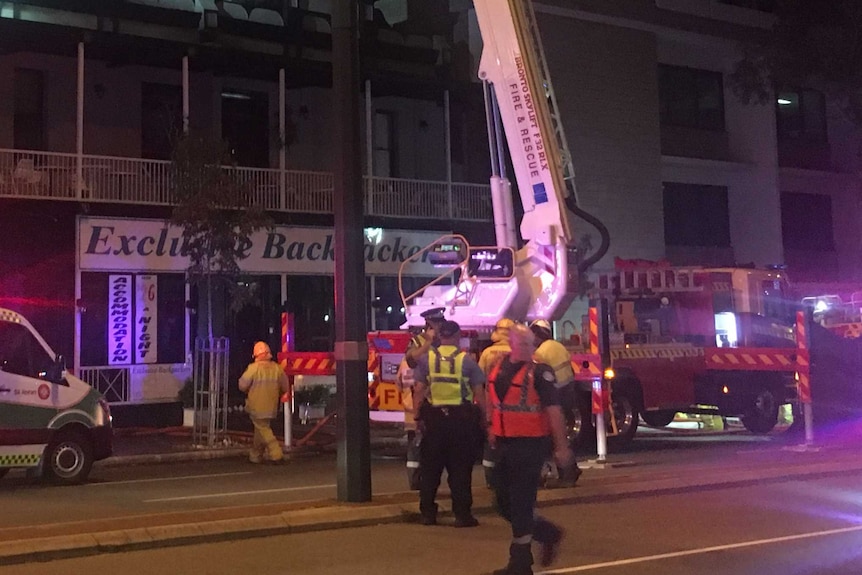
top-left (595, 299), bottom-right (611, 462)
top-left (444, 90), bottom-right (453, 219)
top-left (182, 55), bottom-right (189, 134)
top-left (76, 42), bottom-right (84, 200)
top-left (279, 68), bottom-right (287, 211)
top-left (365, 79), bottom-right (373, 214)
top-left (333, 0), bottom-right (371, 502)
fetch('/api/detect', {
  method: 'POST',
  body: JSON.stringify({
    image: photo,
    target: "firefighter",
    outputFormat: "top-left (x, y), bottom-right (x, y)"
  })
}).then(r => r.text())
top-left (529, 319), bottom-right (582, 485)
top-left (239, 341), bottom-right (290, 464)
top-left (412, 320), bottom-right (487, 527)
top-left (487, 323), bottom-right (573, 574)
top-left (479, 317), bottom-right (514, 375)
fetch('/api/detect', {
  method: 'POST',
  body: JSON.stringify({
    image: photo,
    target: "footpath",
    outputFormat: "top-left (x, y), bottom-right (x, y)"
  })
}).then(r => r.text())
top-left (1, 423), bottom-right (861, 566)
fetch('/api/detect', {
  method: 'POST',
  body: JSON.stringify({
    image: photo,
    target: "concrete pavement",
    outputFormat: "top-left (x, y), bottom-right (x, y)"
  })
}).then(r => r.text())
top-left (2, 427), bottom-right (861, 566)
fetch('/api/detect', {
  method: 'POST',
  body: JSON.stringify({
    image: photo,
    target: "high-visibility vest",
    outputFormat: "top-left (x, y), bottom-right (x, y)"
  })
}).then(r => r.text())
top-left (488, 361), bottom-right (549, 438)
top-left (427, 345), bottom-right (472, 405)
top-left (534, 339), bottom-right (574, 386)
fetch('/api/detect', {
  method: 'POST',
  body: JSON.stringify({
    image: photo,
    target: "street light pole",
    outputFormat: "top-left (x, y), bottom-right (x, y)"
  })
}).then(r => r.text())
top-left (332, 0), bottom-right (371, 502)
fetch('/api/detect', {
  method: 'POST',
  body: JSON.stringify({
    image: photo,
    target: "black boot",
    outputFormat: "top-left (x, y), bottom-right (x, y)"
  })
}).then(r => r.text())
top-left (491, 543), bottom-right (533, 575)
top-left (534, 519), bottom-right (564, 567)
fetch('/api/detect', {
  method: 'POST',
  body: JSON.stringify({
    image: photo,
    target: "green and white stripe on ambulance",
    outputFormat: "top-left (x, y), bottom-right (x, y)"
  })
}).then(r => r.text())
top-left (0, 446), bottom-right (44, 468)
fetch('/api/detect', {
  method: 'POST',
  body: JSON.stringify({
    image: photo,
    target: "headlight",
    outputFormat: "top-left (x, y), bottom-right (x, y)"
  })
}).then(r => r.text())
top-left (96, 397), bottom-right (112, 426)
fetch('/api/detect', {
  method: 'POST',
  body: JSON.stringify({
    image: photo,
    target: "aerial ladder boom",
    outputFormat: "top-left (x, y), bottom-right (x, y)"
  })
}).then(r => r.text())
top-left (399, 0), bottom-right (609, 331)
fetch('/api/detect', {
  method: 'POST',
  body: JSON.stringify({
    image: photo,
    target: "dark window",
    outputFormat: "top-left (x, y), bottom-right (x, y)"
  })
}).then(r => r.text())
top-left (659, 65), bottom-right (725, 131)
top-left (221, 89), bottom-right (270, 168)
top-left (663, 182), bottom-right (731, 248)
top-left (80, 272), bottom-right (187, 366)
top-left (0, 322), bottom-right (54, 380)
top-left (780, 192), bottom-right (835, 251)
top-left (141, 83), bottom-right (182, 160)
top-left (372, 110), bottom-right (397, 177)
top-left (776, 90), bottom-right (827, 143)
top-left (717, 0), bottom-right (775, 12)
top-left (285, 275), bottom-right (334, 351)
top-left (13, 68), bottom-right (45, 150)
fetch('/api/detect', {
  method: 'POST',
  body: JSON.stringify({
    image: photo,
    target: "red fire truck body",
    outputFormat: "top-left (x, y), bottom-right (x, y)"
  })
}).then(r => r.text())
top-left (568, 264), bottom-right (800, 443)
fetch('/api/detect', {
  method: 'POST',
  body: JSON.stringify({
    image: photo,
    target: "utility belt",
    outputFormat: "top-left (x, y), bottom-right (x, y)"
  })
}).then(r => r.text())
top-left (421, 402), bottom-right (476, 420)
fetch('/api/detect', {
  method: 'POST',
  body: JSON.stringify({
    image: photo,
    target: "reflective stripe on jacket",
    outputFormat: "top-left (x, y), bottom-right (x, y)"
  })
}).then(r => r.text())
top-left (488, 361), bottom-right (549, 438)
top-left (427, 345), bottom-right (472, 405)
top-left (534, 339), bottom-right (575, 387)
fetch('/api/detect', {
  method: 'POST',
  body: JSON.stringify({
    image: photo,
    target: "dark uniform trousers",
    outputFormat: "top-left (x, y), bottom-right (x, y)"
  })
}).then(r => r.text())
top-left (491, 436), bottom-right (558, 542)
top-left (419, 404), bottom-right (478, 520)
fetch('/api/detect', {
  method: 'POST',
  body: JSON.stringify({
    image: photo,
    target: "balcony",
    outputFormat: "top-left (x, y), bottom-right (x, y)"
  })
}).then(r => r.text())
top-left (0, 148), bottom-right (492, 222)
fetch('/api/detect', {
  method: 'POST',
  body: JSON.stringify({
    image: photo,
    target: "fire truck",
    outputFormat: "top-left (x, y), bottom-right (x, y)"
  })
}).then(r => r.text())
top-left (563, 262), bottom-right (799, 444)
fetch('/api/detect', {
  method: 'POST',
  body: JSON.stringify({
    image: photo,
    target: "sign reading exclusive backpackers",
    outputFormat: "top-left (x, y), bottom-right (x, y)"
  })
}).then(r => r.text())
top-left (77, 217), bottom-right (448, 275)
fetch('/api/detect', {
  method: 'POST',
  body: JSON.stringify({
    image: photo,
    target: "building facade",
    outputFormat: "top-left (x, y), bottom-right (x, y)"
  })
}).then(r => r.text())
top-left (1, 0), bottom-right (859, 409)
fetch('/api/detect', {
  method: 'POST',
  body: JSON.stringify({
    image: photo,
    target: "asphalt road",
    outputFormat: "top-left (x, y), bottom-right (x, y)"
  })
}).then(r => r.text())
top-left (0, 427), bottom-right (787, 534)
top-left (6, 473), bottom-right (861, 575)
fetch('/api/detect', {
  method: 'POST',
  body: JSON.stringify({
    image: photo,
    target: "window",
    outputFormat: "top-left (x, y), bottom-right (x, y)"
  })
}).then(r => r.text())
top-left (0, 322), bottom-right (54, 380)
top-left (141, 83), bottom-right (182, 160)
top-left (14, 68), bottom-right (45, 150)
top-left (663, 183), bottom-right (731, 248)
top-left (776, 90), bottom-right (827, 142)
top-left (717, 0), bottom-right (775, 12)
top-left (780, 192), bottom-right (835, 251)
top-left (373, 111), bottom-right (397, 177)
top-left (659, 65), bottom-right (725, 131)
top-left (221, 89), bottom-right (269, 168)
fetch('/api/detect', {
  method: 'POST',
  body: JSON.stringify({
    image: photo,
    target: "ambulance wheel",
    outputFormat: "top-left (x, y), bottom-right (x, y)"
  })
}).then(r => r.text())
top-left (641, 410), bottom-right (675, 428)
top-left (0, 469), bottom-right (8, 479)
top-left (45, 430), bottom-right (94, 485)
top-left (742, 389), bottom-right (778, 434)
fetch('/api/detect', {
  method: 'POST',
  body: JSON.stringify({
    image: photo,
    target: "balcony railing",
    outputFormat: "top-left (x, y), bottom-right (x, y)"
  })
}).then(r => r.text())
top-left (0, 149), bottom-right (492, 221)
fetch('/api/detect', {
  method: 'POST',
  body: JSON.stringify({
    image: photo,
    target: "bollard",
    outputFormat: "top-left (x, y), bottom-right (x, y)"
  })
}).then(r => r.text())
top-left (593, 378), bottom-right (607, 462)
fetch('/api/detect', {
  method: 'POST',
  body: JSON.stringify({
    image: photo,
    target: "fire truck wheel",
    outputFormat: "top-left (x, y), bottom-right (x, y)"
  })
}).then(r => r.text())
top-left (567, 398), bottom-right (593, 448)
top-left (641, 410), bottom-right (676, 428)
top-left (741, 389), bottom-right (779, 434)
top-left (608, 389), bottom-right (638, 443)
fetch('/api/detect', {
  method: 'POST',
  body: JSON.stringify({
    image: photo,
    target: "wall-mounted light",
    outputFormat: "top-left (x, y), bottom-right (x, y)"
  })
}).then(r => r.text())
top-left (777, 98), bottom-right (792, 106)
top-left (221, 91), bottom-right (251, 100)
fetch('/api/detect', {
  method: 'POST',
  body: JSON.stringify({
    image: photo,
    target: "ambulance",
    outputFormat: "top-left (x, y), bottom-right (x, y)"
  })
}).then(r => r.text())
top-left (0, 308), bottom-right (112, 484)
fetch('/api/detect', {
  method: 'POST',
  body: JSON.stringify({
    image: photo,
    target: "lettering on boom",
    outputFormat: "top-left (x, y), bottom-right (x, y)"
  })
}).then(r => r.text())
top-left (510, 54), bottom-right (550, 205)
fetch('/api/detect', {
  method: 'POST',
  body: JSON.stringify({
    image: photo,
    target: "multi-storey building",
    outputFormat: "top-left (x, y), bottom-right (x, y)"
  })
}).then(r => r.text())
top-left (1, 0), bottom-right (858, 417)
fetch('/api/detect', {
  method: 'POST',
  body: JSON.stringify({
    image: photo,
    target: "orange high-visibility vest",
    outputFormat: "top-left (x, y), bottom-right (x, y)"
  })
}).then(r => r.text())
top-left (488, 361), bottom-right (549, 438)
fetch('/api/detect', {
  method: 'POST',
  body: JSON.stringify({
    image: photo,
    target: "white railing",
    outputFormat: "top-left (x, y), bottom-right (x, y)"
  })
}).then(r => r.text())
top-left (0, 148), bottom-right (491, 221)
top-left (77, 365), bottom-right (130, 403)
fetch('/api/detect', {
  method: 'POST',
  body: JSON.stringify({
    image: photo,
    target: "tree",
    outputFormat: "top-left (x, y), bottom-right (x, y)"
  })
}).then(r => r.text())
top-left (730, 1), bottom-right (862, 124)
top-left (170, 132), bottom-right (273, 340)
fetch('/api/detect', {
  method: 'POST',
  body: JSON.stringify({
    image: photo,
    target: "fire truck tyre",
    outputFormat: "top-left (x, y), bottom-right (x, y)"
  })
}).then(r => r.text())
top-left (567, 398), bottom-right (594, 448)
top-left (641, 410), bottom-right (676, 428)
top-left (609, 389), bottom-right (639, 443)
top-left (44, 430), bottom-right (94, 485)
top-left (742, 389), bottom-right (779, 434)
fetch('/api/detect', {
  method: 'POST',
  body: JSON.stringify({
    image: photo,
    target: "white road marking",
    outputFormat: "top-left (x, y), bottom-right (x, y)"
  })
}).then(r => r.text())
top-left (88, 472), bottom-right (254, 486)
top-left (541, 524), bottom-right (862, 573)
top-left (145, 483), bottom-right (338, 502)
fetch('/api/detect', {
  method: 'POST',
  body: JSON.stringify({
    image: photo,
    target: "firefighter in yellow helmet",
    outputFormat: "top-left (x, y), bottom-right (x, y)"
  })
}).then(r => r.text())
top-left (530, 319), bottom-right (582, 486)
top-left (239, 341), bottom-right (289, 464)
top-left (479, 318), bottom-right (514, 375)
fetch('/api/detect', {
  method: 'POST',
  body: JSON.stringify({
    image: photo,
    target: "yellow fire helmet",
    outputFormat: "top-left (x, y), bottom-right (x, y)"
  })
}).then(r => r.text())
top-left (253, 341), bottom-right (272, 360)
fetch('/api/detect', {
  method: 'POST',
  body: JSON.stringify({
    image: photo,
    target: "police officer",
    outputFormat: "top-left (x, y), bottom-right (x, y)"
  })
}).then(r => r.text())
top-left (530, 319), bottom-right (582, 485)
top-left (479, 317), bottom-right (514, 375)
top-left (400, 307), bottom-right (446, 441)
top-left (239, 341), bottom-right (290, 464)
top-left (413, 320), bottom-right (487, 527)
top-left (487, 323), bottom-right (573, 574)
top-left (405, 307), bottom-right (446, 368)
